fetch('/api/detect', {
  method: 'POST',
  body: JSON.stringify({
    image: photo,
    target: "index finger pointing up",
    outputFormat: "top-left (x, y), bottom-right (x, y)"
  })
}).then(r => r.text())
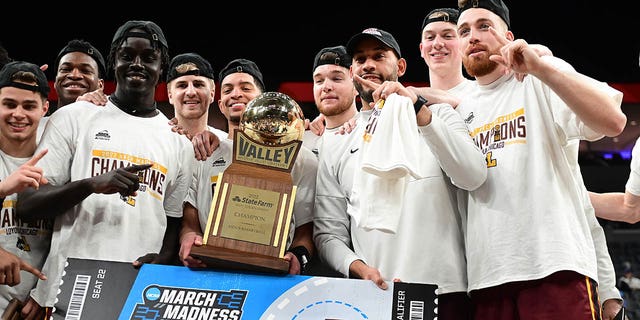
top-left (25, 149), bottom-right (48, 166)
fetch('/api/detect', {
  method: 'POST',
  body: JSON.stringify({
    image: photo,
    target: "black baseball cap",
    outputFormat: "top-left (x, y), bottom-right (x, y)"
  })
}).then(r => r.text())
top-left (0, 61), bottom-right (50, 98)
top-left (218, 58), bottom-right (264, 90)
top-left (346, 27), bottom-right (402, 58)
top-left (422, 8), bottom-right (459, 31)
top-left (312, 45), bottom-right (351, 72)
top-left (459, 0), bottom-right (510, 28)
top-left (55, 39), bottom-right (107, 78)
top-left (166, 53), bottom-right (215, 83)
top-left (111, 20), bottom-right (168, 49)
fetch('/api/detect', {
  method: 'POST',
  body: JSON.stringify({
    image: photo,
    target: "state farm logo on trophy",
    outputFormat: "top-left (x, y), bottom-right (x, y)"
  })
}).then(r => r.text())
top-left (191, 91), bottom-right (305, 274)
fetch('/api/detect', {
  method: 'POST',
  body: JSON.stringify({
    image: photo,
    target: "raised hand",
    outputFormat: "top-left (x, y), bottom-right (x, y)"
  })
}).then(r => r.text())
top-left (353, 74), bottom-right (381, 109)
top-left (487, 26), bottom-right (544, 77)
top-left (0, 149), bottom-right (48, 197)
top-left (372, 80), bottom-right (414, 102)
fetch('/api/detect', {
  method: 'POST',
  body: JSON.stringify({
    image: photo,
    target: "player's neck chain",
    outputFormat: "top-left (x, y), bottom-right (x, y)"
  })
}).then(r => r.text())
top-left (109, 96), bottom-right (158, 117)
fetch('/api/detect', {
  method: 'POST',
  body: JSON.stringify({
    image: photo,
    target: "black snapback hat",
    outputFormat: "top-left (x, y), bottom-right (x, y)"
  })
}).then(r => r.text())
top-left (422, 8), bottom-right (459, 31)
top-left (346, 27), bottom-right (402, 58)
top-left (112, 20), bottom-right (168, 49)
top-left (166, 53), bottom-right (215, 83)
top-left (312, 45), bottom-right (351, 72)
top-left (0, 61), bottom-right (50, 97)
top-left (459, 0), bottom-right (510, 28)
top-left (55, 39), bottom-right (107, 78)
top-left (218, 58), bottom-right (264, 90)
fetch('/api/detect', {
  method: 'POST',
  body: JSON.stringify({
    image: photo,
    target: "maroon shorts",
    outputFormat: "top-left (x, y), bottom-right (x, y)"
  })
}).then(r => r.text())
top-left (469, 270), bottom-right (601, 320)
top-left (439, 291), bottom-right (473, 320)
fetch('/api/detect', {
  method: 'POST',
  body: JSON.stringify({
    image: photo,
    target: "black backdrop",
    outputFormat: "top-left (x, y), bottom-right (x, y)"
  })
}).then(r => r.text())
top-left (2, 0), bottom-right (639, 88)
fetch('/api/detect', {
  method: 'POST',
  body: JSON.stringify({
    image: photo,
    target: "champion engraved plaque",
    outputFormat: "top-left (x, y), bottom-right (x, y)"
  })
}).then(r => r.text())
top-left (191, 92), bottom-right (305, 274)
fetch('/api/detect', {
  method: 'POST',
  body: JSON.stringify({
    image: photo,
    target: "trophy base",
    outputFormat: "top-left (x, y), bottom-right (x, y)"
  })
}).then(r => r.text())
top-left (191, 245), bottom-right (289, 274)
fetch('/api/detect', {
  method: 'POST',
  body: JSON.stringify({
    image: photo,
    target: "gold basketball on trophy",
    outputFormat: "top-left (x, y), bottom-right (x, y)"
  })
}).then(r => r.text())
top-left (191, 92), bottom-right (305, 274)
top-left (240, 92), bottom-right (305, 146)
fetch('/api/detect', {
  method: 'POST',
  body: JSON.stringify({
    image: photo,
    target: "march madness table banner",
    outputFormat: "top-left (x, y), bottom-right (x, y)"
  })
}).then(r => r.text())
top-left (53, 258), bottom-right (437, 320)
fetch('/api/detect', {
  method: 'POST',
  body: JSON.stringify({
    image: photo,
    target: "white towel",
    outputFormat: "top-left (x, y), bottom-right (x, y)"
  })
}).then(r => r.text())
top-left (361, 93), bottom-right (423, 179)
top-left (350, 93), bottom-right (423, 234)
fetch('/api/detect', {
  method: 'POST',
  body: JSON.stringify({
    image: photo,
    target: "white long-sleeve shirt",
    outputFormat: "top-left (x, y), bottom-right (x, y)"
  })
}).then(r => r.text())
top-left (314, 100), bottom-right (486, 294)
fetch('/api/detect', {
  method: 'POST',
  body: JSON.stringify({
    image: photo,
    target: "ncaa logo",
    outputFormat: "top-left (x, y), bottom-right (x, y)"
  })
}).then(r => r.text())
top-left (145, 287), bottom-right (161, 301)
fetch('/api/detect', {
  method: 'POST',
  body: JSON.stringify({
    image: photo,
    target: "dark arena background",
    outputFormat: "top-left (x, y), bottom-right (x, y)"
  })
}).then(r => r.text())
top-left (3, 0), bottom-right (640, 316)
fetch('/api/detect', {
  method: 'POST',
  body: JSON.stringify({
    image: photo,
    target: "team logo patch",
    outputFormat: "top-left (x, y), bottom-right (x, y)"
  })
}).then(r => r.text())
top-left (95, 130), bottom-right (111, 141)
top-left (464, 112), bottom-right (474, 124)
top-left (211, 157), bottom-right (227, 167)
top-left (16, 235), bottom-right (31, 252)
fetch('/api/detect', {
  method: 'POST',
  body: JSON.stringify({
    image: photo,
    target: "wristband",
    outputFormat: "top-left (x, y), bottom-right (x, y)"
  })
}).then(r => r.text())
top-left (414, 95), bottom-right (428, 114)
top-left (287, 245), bottom-right (310, 274)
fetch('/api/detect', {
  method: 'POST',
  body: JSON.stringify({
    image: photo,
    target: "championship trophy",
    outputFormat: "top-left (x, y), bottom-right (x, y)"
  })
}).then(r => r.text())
top-left (191, 92), bottom-right (305, 274)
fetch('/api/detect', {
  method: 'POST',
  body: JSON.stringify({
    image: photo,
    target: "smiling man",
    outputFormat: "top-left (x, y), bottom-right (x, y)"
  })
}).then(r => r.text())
top-left (0, 61), bottom-right (50, 319)
top-left (53, 39), bottom-right (106, 110)
top-left (16, 20), bottom-right (195, 318)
